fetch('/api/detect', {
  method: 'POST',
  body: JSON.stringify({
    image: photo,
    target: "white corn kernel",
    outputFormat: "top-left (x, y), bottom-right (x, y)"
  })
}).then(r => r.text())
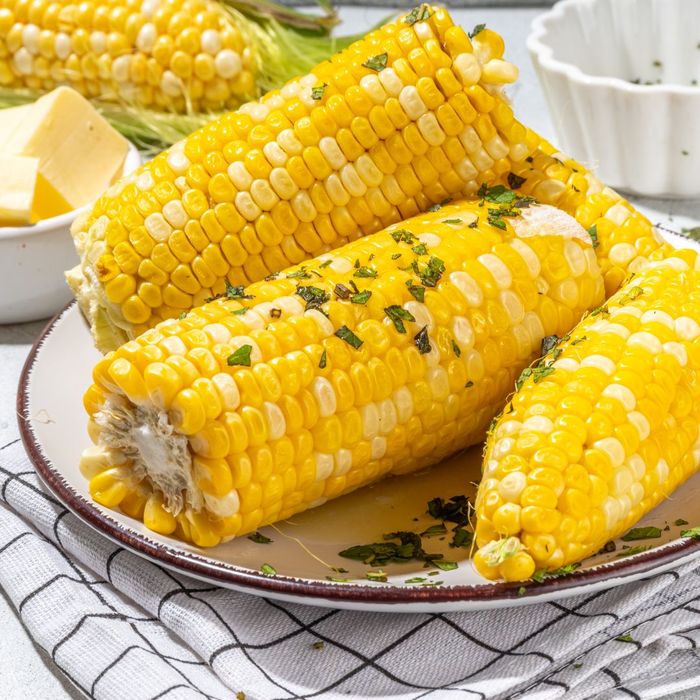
top-left (215, 49), bottom-right (242, 79)
top-left (312, 377), bottom-right (337, 417)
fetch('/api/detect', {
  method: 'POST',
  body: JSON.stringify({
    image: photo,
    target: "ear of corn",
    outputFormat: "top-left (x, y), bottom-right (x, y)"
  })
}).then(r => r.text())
top-left (66, 5), bottom-right (671, 354)
top-left (0, 0), bottom-right (262, 112)
top-left (474, 254), bottom-right (700, 582)
top-left (80, 200), bottom-right (603, 547)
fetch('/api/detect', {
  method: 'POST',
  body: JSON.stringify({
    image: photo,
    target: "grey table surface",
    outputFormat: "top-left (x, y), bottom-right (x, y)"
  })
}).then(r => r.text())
top-left (2, 5), bottom-right (700, 699)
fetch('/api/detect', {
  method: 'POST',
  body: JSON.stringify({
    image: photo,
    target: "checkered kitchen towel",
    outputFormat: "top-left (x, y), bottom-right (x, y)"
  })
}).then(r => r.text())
top-left (3, 437), bottom-right (700, 700)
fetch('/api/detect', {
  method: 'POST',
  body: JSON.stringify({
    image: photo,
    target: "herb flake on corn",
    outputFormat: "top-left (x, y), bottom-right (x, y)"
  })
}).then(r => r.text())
top-left (79, 199), bottom-right (603, 547)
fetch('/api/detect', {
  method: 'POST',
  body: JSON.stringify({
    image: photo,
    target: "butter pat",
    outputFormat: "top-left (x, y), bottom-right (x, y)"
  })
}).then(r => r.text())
top-left (3, 87), bottom-right (128, 219)
top-left (0, 105), bottom-right (32, 152)
top-left (0, 154), bottom-right (39, 225)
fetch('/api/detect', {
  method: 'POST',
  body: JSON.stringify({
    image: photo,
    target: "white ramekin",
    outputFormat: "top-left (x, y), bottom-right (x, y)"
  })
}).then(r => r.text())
top-left (528, 0), bottom-right (700, 198)
top-left (0, 144), bottom-right (141, 325)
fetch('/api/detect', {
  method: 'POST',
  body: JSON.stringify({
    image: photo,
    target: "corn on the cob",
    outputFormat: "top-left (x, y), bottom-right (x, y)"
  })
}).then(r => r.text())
top-left (66, 5), bottom-right (669, 354)
top-left (0, 0), bottom-right (261, 112)
top-left (474, 253), bottom-right (700, 582)
top-left (79, 200), bottom-right (603, 546)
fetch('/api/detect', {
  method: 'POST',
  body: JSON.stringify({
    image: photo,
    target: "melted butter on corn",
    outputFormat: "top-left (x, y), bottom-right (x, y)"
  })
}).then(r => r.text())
top-left (474, 253), bottom-right (700, 582)
top-left (80, 199), bottom-right (603, 547)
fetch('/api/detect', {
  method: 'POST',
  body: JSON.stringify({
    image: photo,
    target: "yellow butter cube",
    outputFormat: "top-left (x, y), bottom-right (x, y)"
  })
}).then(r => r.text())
top-left (2, 87), bottom-right (129, 220)
top-left (0, 154), bottom-right (39, 226)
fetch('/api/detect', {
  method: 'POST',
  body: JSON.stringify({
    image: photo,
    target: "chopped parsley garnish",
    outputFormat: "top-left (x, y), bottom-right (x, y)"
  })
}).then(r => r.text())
top-left (515, 367), bottom-right (532, 391)
top-left (178, 311), bottom-right (188, 320)
top-left (653, 59), bottom-right (662, 67)
top-left (587, 224), bottom-right (599, 248)
top-left (598, 541), bottom-right (616, 554)
top-left (507, 172), bottom-right (526, 189)
top-left (227, 345), bottom-right (253, 367)
top-left (226, 281), bottom-right (254, 300)
top-left (468, 23), bottom-right (486, 39)
top-left (354, 265), bottom-right (377, 278)
top-left (405, 576), bottom-right (427, 584)
top-left (478, 183), bottom-right (518, 205)
top-left (287, 267), bottom-right (311, 280)
top-left (311, 83), bottom-right (327, 100)
top-left (451, 339), bottom-right (461, 357)
top-left (541, 335), bottom-right (559, 356)
top-left (619, 286), bottom-right (644, 305)
top-left (414, 325), bottom-right (431, 354)
top-left (518, 586), bottom-right (527, 596)
top-left (260, 563), bottom-right (277, 576)
top-left (412, 243), bottom-right (428, 255)
top-left (391, 228), bottom-right (417, 244)
top-left (385, 305), bottom-right (416, 333)
top-left (533, 365), bottom-right (555, 383)
top-left (680, 226), bottom-right (700, 241)
top-left (488, 213), bottom-right (507, 230)
top-left (407, 283), bottom-right (425, 302)
top-left (351, 290), bottom-right (372, 304)
top-left (590, 304), bottom-right (609, 317)
top-left (326, 576), bottom-right (351, 583)
top-left (616, 545), bottom-right (650, 557)
top-left (366, 570), bottom-right (388, 582)
top-left (404, 4), bottom-right (431, 25)
top-left (319, 258), bottom-right (332, 268)
top-left (319, 349), bottom-right (327, 369)
top-left (451, 527), bottom-right (473, 548)
top-left (362, 53), bottom-right (388, 72)
top-left (421, 523), bottom-right (447, 538)
top-left (675, 519), bottom-right (689, 526)
top-left (433, 559), bottom-right (458, 571)
top-left (264, 272), bottom-right (279, 281)
top-left (442, 218), bottom-right (462, 225)
top-left (311, 640), bottom-right (325, 650)
top-left (616, 634), bottom-right (635, 643)
top-left (465, 380), bottom-right (474, 388)
top-left (334, 283), bottom-right (352, 299)
top-left (248, 532), bottom-right (272, 544)
top-left (418, 256), bottom-right (445, 287)
top-left (621, 526), bottom-right (661, 541)
top-left (232, 307), bottom-right (248, 315)
top-left (681, 527), bottom-right (700, 539)
top-left (426, 495), bottom-right (471, 526)
top-left (468, 217), bottom-right (478, 229)
top-left (335, 325), bottom-right (363, 349)
top-left (391, 253), bottom-right (402, 260)
top-left (571, 336), bottom-right (587, 345)
top-left (531, 563), bottom-right (580, 583)
top-left (296, 285), bottom-right (329, 310)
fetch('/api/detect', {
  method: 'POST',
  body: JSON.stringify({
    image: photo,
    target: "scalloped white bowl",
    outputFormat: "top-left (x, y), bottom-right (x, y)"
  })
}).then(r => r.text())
top-left (0, 143), bottom-right (141, 324)
top-left (528, 0), bottom-right (700, 198)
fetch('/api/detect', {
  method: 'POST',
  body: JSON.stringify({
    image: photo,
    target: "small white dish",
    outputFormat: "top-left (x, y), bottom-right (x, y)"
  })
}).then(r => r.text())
top-left (528, 0), bottom-right (700, 198)
top-left (16, 225), bottom-right (700, 611)
top-left (0, 143), bottom-right (141, 325)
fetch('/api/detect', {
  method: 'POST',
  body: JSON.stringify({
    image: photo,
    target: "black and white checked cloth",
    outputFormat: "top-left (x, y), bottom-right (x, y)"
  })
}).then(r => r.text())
top-left (3, 435), bottom-right (700, 700)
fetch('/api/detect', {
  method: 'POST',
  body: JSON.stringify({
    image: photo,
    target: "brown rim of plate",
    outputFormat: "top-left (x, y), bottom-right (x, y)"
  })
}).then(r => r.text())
top-left (16, 300), bottom-right (700, 607)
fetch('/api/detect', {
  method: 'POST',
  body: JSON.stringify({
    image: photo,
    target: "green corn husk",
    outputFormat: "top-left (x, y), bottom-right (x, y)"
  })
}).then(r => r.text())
top-left (0, 0), bottom-right (379, 155)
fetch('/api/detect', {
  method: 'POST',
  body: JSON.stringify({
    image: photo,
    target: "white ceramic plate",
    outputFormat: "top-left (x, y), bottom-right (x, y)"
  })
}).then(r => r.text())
top-left (18, 232), bottom-right (700, 612)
